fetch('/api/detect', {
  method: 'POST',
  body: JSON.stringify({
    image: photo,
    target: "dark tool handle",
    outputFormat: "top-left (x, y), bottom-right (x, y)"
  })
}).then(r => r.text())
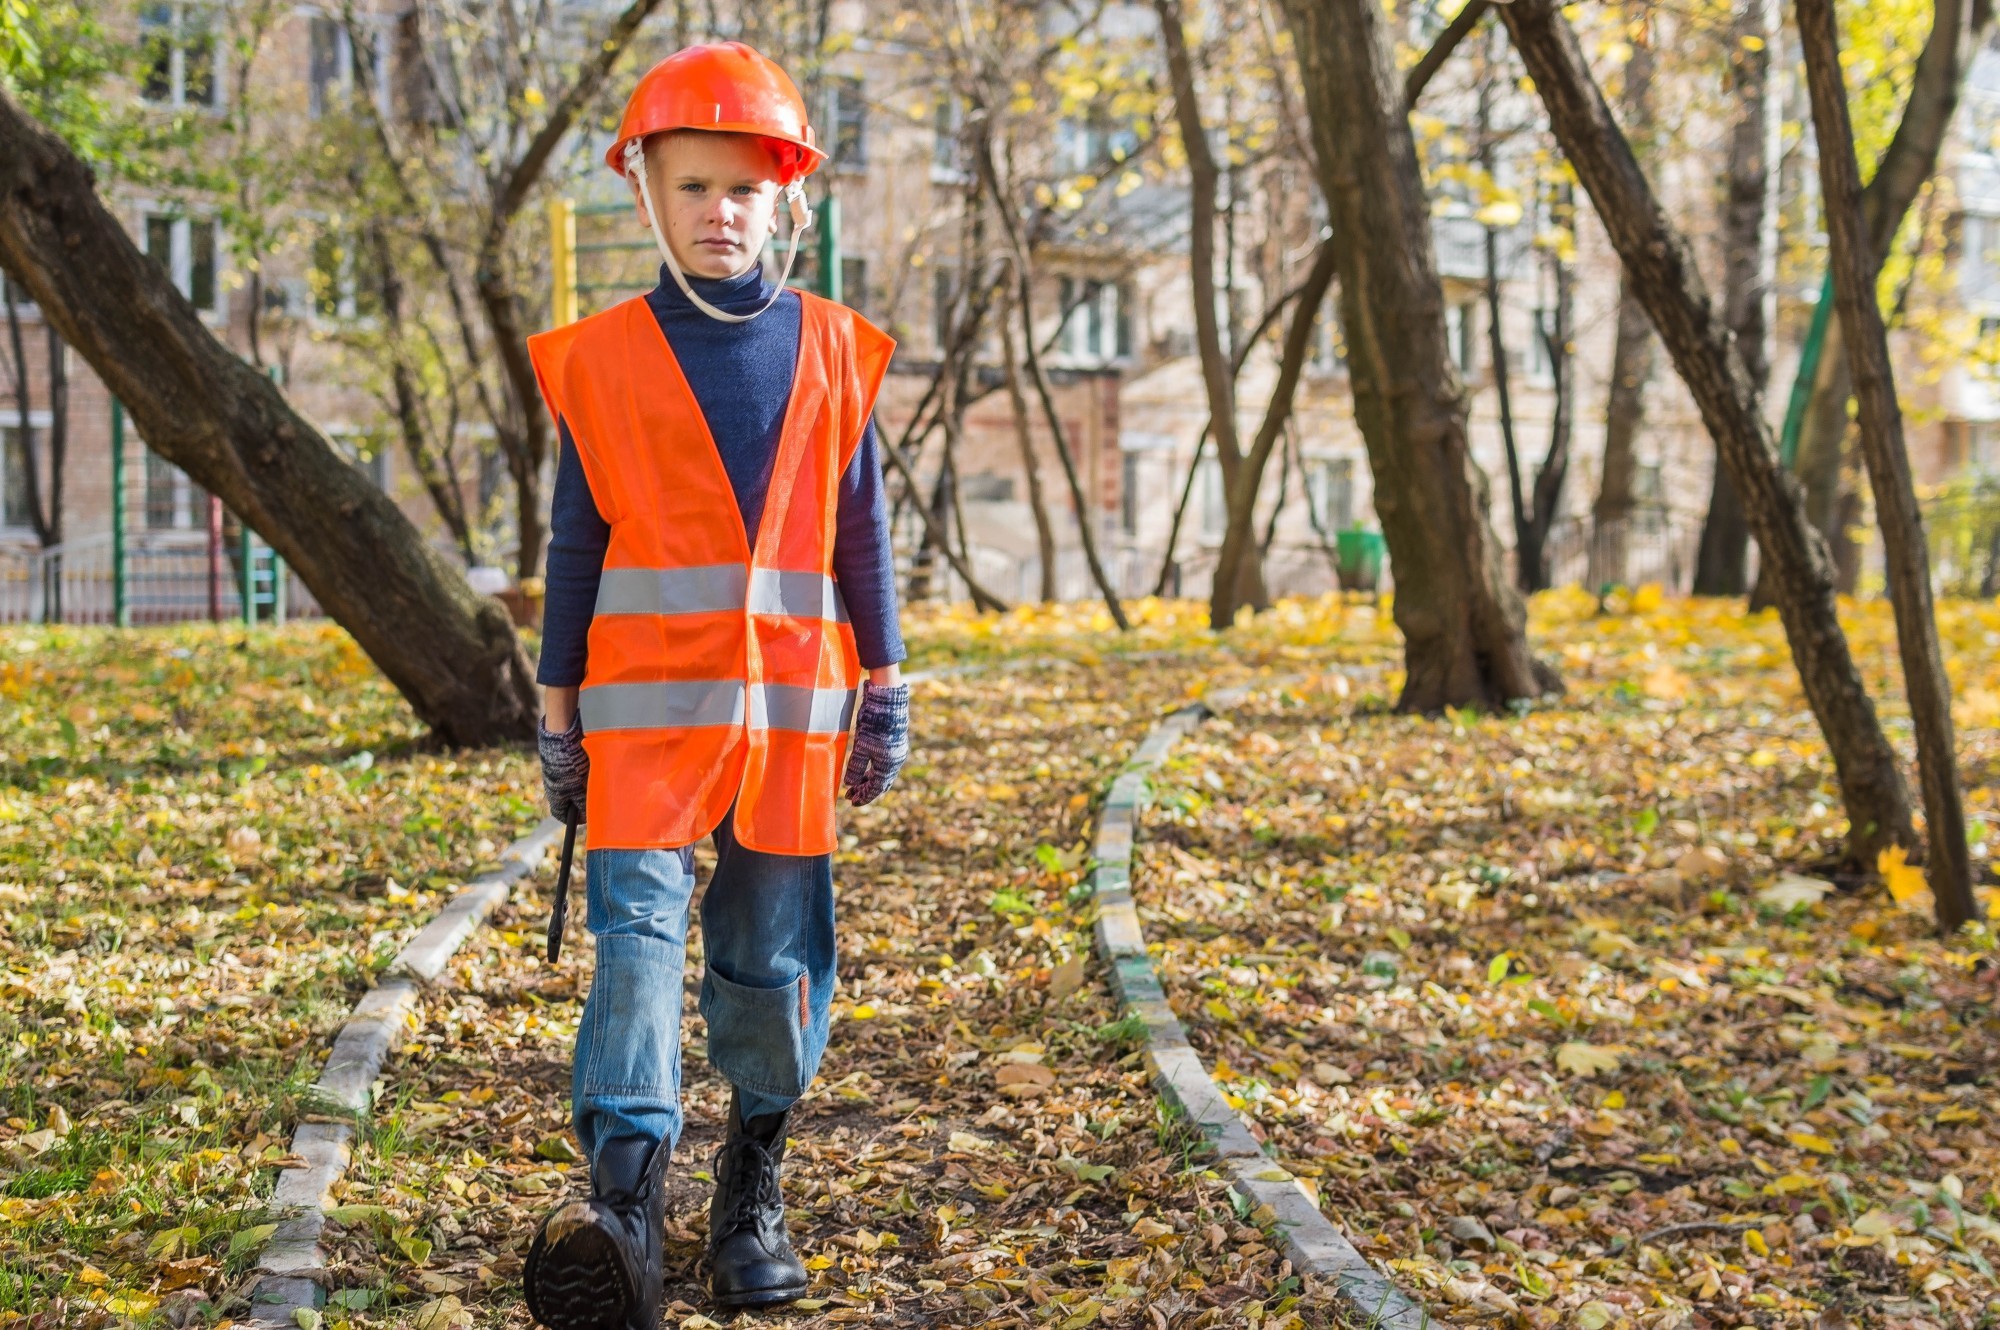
top-left (547, 817), bottom-right (579, 964)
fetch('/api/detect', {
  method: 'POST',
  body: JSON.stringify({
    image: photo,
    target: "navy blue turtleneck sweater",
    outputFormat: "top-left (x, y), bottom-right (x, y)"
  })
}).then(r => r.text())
top-left (536, 265), bottom-right (905, 687)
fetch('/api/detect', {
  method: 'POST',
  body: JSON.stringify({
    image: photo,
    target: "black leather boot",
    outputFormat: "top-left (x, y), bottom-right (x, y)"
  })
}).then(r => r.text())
top-left (524, 1135), bottom-right (669, 1330)
top-left (707, 1092), bottom-right (808, 1308)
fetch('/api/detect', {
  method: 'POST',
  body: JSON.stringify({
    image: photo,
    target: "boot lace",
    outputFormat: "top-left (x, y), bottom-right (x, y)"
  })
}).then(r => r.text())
top-left (717, 1138), bottom-right (783, 1239)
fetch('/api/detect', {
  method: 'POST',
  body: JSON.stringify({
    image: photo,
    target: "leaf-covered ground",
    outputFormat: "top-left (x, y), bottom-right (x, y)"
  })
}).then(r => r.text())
top-left (0, 623), bottom-right (546, 1323)
top-left (1136, 592), bottom-right (2000, 1329)
top-left (0, 606), bottom-right (1382, 1328)
top-left (5, 594), bottom-right (1995, 1329)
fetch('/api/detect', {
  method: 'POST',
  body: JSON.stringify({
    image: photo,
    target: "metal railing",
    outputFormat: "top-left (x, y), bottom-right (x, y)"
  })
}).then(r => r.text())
top-left (1539, 512), bottom-right (1705, 594)
top-left (0, 533), bottom-right (322, 626)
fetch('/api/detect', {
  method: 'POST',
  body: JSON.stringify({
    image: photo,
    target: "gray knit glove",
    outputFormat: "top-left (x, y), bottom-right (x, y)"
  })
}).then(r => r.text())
top-left (538, 713), bottom-right (588, 824)
top-left (843, 682), bottom-right (909, 806)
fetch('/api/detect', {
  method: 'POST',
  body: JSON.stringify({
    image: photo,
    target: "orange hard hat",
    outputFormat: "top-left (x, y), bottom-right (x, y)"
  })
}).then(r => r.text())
top-left (605, 42), bottom-right (826, 184)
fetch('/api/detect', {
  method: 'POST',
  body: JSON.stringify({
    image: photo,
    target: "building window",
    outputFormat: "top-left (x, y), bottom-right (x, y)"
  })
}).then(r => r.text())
top-left (2, 423), bottom-right (48, 531)
top-left (840, 257), bottom-right (867, 315)
top-left (1057, 112), bottom-right (1139, 174)
top-left (138, 4), bottom-right (220, 110)
top-left (1198, 456), bottom-right (1225, 540)
top-left (1058, 278), bottom-right (1131, 362)
top-left (309, 230), bottom-right (380, 321)
top-left (1307, 457), bottom-right (1354, 533)
top-left (1528, 307), bottom-right (1555, 382)
top-left (1445, 300), bottom-right (1478, 375)
top-left (933, 267), bottom-right (958, 356)
top-left (1310, 302), bottom-right (1346, 376)
top-left (1120, 451), bottom-right (1143, 536)
top-left (144, 448), bottom-right (201, 530)
top-left (827, 77), bottom-right (866, 169)
top-left (932, 94), bottom-right (965, 176)
top-left (141, 210), bottom-right (223, 317)
top-left (309, 14), bottom-right (384, 118)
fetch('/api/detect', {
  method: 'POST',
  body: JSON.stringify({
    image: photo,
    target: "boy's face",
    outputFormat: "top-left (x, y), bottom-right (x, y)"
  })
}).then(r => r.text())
top-left (634, 130), bottom-right (783, 281)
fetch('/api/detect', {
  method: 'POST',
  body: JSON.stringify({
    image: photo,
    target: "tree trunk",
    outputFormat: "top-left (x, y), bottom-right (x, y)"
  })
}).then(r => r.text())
top-left (972, 130), bottom-right (1129, 629)
top-left (1000, 295), bottom-right (1060, 602)
top-left (42, 317), bottom-right (63, 547)
top-left (1521, 240), bottom-right (1575, 593)
top-left (1591, 29), bottom-right (1656, 591)
top-left (1496, 0), bottom-right (1915, 866)
top-left (1209, 240), bottom-right (1339, 625)
top-left (1694, 0), bottom-right (1780, 596)
top-left (1767, 0), bottom-right (1992, 601)
top-left (0, 87), bottom-right (538, 746)
top-left (1798, 0), bottom-right (1975, 930)
top-left (1152, 0), bottom-right (1270, 627)
top-left (370, 224), bottom-right (476, 566)
top-left (1277, 0), bottom-right (1555, 711)
top-left (1594, 276), bottom-right (1652, 588)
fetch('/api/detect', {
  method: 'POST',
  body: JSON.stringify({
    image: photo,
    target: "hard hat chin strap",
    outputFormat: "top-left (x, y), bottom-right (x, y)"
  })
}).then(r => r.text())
top-left (624, 139), bottom-right (811, 325)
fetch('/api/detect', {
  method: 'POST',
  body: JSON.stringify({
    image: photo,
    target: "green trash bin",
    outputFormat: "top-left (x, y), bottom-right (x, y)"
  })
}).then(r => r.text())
top-left (1335, 527), bottom-right (1385, 592)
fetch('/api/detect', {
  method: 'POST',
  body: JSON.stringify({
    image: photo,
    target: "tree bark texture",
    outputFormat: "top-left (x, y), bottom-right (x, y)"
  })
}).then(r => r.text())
top-left (1694, 0), bottom-right (1780, 596)
top-left (1496, 0), bottom-right (1914, 865)
top-left (1591, 27), bottom-right (1656, 591)
top-left (1278, 0), bottom-right (1554, 711)
top-left (1797, 0), bottom-right (1975, 929)
top-left (0, 88), bottom-right (538, 747)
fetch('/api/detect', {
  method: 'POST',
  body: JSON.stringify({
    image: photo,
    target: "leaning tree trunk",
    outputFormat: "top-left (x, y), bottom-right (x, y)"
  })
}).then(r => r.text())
top-left (1693, 0), bottom-right (1780, 596)
top-left (1799, 0), bottom-right (1976, 930)
top-left (0, 87), bottom-right (538, 746)
top-left (1591, 29), bottom-right (1656, 590)
top-left (1767, 0), bottom-right (1992, 603)
top-left (1276, 0), bottom-right (1555, 711)
top-left (1497, 0), bottom-right (1915, 866)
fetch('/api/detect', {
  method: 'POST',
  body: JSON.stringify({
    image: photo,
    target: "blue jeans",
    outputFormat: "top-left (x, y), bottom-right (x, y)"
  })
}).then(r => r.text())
top-left (570, 813), bottom-right (835, 1164)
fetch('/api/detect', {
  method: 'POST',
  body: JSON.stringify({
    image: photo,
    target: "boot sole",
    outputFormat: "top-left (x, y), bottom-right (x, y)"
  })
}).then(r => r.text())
top-left (525, 1215), bottom-right (640, 1330)
top-left (711, 1280), bottom-right (810, 1309)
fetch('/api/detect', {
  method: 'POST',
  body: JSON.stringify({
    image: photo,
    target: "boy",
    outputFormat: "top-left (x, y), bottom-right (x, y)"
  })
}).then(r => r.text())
top-left (520, 42), bottom-right (909, 1329)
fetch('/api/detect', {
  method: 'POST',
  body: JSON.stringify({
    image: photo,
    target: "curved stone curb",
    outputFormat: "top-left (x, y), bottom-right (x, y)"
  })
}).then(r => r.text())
top-left (248, 817), bottom-right (567, 1325)
top-left (1090, 687), bottom-right (1450, 1330)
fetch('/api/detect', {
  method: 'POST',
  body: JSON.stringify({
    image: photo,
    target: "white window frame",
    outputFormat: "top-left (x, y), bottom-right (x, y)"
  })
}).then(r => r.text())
top-left (309, 228), bottom-right (371, 324)
top-left (1, 413), bottom-right (54, 535)
top-left (1527, 306), bottom-right (1556, 385)
top-left (137, 3), bottom-right (224, 111)
top-left (1306, 456), bottom-right (1354, 533)
top-left (826, 75), bottom-right (867, 171)
top-left (142, 445), bottom-right (204, 532)
top-left (1197, 455), bottom-right (1225, 541)
top-left (1057, 277), bottom-right (1129, 365)
top-left (138, 206), bottom-right (226, 322)
top-left (307, 11), bottom-right (390, 119)
top-left (931, 93), bottom-right (969, 183)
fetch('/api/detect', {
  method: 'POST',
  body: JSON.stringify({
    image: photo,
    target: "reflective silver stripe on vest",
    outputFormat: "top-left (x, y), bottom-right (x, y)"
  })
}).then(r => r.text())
top-left (578, 679), bottom-right (747, 732)
top-left (747, 569), bottom-right (849, 624)
top-left (594, 564), bottom-right (748, 616)
top-left (749, 683), bottom-right (858, 735)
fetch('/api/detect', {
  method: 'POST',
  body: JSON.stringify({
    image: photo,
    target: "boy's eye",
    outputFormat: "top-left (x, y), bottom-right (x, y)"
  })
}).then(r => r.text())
top-left (732, 185), bottom-right (755, 195)
top-left (679, 182), bottom-right (704, 193)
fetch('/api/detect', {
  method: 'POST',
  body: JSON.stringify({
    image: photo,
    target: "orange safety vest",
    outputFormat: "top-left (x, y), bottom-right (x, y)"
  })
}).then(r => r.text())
top-left (526, 292), bottom-right (895, 855)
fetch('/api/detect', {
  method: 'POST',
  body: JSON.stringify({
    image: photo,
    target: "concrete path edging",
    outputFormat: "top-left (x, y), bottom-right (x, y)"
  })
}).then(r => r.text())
top-left (247, 818), bottom-right (567, 1324)
top-left (1090, 687), bottom-right (1452, 1330)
